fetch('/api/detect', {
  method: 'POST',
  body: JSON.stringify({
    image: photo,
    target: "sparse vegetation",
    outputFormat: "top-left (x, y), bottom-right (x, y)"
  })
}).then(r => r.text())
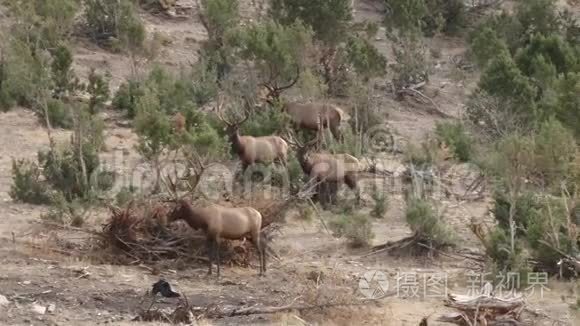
top-left (435, 121), bottom-right (473, 162)
top-left (469, 0), bottom-right (580, 138)
top-left (370, 185), bottom-right (388, 219)
top-left (84, 0), bottom-right (146, 51)
top-left (2, 0), bottom-right (580, 322)
top-left (329, 212), bottom-right (374, 247)
top-left (10, 159), bottom-right (52, 205)
top-left (112, 80), bottom-right (144, 118)
top-left (198, 0), bottom-right (240, 81)
top-left (405, 198), bottom-right (455, 248)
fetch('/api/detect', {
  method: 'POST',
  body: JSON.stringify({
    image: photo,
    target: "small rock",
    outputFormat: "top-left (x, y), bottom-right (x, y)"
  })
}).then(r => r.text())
top-left (47, 304), bottom-right (56, 314)
top-left (31, 303), bottom-right (46, 314)
top-left (22, 280), bottom-right (31, 285)
top-left (0, 295), bottom-right (9, 306)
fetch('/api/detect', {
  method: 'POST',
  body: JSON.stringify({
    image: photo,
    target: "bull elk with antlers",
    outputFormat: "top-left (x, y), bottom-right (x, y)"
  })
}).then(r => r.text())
top-left (216, 97), bottom-right (289, 172)
top-left (259, 67), bottom-right (347, 142)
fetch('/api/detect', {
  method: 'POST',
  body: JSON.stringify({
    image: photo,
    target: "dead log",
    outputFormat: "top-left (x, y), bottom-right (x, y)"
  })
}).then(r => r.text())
top-left (200, 299), bottom-right (382, 319)
top-left (438, 293), bottom-right (526, 326)
top-left (445, 293), bottom-right (525, 313)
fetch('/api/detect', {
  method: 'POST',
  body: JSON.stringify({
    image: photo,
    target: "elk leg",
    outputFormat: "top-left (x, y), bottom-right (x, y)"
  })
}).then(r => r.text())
top-left (254, 236), bottom-right (264, 276)
top-left (206, 237), bottom-right (213, 276)
top-left (215, 239), bottom-right (221, 278)
top-left (260, 235), bottom-right (267, 274)
top-left (330, 124), bottom-right (342, 142)
top-left (345, 174), bottom-right (360, 206)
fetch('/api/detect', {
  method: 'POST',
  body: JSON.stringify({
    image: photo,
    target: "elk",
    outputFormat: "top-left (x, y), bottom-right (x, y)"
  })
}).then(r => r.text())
top-left (284, 133), bottom-right (360, 206)
top-left (257, 67), bottom-right (346, 141)
top-left (164, 198), bottom-right (266, 278)
top-left (216, 97), bottom-right (289, 171)
top-left (282, 101), bottom-right (346, 141)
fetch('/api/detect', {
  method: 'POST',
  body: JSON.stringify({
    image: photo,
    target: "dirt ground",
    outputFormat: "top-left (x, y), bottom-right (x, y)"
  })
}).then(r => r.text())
top-left (0, 0), bottom-right (579, 325)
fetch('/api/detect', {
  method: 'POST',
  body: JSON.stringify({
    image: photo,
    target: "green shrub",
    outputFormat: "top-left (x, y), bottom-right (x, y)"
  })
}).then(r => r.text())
top-left (8, 0), bottom-right (78, 51)
top-left (404, 137), bottom-right (442, 168)
top-left (183, 119), bottom-right (228, 161)
top-left (469, 0), bottom-right (580, 136)
top-left (435, 121), bottom-right (473, 162)
top-left (405, 198), bottom-right (454, 246)
top-left (234, 20), bottom-right (313, 100)
top-left (86, 68), bottom-right (110, 115)
top-left (326, 126), bottom-right (362, 157)
top-left (479, 53), bottom-right (536, 111)
top-left (526, 196), bottom-right (577, 267)
top-left (469, 27), bottom-right (510, 68)
top-left (553, 73), bottom-right (580, 139)
top-left (43, 99), bottom-right (74, 129)
top-left (391, 38), bottom-right (430, 91)
top-left (38, 146), bottom-right (98, 202)
top-left (189, 59), bottom-right (219, 107)
top-left (270, 0), bottom-right (352, 46)
top-left (41, 192), bottom-right (87, 227)
top-left (84, 0), bottom-right (146, 51)
top-left (115, 186), bottom-right (138, 206)
top-left (486, 227), bottom-right (531, 280)
top-left (9, 159), bottom-right (52, 205)
top-left (534, 118), bottom-right (577, 188)
top-left (51, 44), bottom-right (80, 99)
top-left (329, 212), bottom-right (374, 247)
top-left (241, 106), bottom-right (289, 137)
top-left (347, 79), bottom-right (384, 134)
top-left (370, 185), bottom-right (388, 218)
top-left (112, 80), bottom-right (144, 118)
top-left (0, 39), bottom-right (51, 110)
top-left (297, 203), bottom-right (315, 221)
top-left (345, 36), bottom-right (387, 81)
top-left (198, 0), bottom-right (240, 80)
top-left (492, 190), bottom-right (538, 236)
top-left (423, 0), bottom-right (466, 36)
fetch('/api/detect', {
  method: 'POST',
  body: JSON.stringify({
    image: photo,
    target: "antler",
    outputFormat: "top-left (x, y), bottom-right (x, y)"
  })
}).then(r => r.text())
top-left (215, 95), bottom-right (250, 128)
top-left (281, 129), bottom-right (319, 150)
top-left (261, 65), bottom-right (301, 103)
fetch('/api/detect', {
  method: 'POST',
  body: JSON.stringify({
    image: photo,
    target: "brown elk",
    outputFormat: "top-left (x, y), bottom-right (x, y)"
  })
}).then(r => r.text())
top-left (257, 66), bottom-right (346, 141)
top-left (284, 133), bottom-right (360, 206)
top-left (216, 97), bottom-right (289, 171)
top-left (282, 101), bottom-right (346, 141)
top-left (164, 198), bottom-right (266, 278)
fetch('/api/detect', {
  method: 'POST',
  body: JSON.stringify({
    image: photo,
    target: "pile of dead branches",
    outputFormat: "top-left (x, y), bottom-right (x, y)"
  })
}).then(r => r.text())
top-left (438, 293), bottom-right (526, 326)
top-left (100, 199), bottom-right (286, 267)
top-left (102, 201), bottom-right (206, 264)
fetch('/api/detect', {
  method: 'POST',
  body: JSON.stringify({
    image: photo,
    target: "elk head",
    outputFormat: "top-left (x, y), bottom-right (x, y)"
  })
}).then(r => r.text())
top-left (215, 95), bottom-right (250, 137)
top-left (282, 131), bottom-right (319, 172)
top-left (261, 66), bottom-right (301, 106)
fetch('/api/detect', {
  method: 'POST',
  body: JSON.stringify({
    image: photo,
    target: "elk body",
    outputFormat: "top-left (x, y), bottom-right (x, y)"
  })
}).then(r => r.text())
top-left (165, 199), bottom-right (266, 278)
top-left (287, 136), bottom-right (360, 206)
top-left (283, 102), bottom-right (346, 140)
top-left (217, 101), bottom-right (288, 171)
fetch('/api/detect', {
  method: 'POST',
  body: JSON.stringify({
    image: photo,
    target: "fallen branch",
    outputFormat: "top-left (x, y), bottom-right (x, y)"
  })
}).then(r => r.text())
top-left (446, 294), bottom-right (525, 312)
top-left (439, 293), bottom-right (526, 326)
top-left (361, 233), bottom-right (420, 258)
top-left (201, 298), bottom-right (382, 318)
top-left (397, 86), bottom-right (451, 118)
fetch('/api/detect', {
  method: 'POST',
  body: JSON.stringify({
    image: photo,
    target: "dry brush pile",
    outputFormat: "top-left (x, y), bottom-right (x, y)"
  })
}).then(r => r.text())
top-left (99, 196), bottom-right (291, 268)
